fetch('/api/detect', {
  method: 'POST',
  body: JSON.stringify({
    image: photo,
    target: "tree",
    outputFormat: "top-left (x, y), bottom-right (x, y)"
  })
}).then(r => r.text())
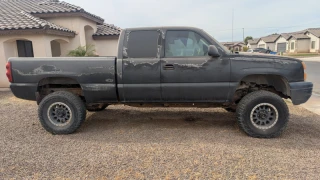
top-left (68, 44), bottom-right (96, 57)
top-left (244, 36), bottom-right (253, 45)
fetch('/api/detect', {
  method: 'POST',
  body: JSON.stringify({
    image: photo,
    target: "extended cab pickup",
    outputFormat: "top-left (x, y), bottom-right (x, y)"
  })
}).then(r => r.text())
top-left (6, 27), bottom-right (313, 138)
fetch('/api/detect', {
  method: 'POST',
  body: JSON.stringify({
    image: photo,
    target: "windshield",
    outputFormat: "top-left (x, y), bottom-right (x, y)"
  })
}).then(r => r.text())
top-left (200, 29), bottom-right (231, 54)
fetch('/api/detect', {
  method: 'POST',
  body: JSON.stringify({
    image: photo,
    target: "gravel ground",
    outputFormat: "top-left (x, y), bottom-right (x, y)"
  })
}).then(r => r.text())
top-left (1, 91), bottom-right (320, 179)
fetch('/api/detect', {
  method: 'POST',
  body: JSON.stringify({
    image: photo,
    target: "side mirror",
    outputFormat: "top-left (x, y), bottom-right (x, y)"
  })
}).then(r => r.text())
top-left (208, 45), bottom-right (220, 57)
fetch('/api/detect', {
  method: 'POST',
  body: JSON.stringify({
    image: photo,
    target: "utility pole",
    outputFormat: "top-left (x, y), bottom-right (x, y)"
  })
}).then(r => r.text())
top-left (243, 28), bottom-right (244, 42)
top-left (232, 9), bottom-right (234, 42)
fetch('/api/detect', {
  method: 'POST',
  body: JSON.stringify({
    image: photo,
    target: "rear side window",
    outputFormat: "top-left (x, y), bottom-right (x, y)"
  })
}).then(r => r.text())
top-left (126, 31), bottom-right (159, 58)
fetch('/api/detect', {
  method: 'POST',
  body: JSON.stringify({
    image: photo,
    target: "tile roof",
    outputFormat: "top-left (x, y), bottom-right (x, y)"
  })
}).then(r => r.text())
top-left (0, 0), bottom-right (115, 36)
top-left (247, 38), bottom-right (260, 44)
top-left (289, 33), bottom-right (310, 40)
top-left (0, 0), bottom-right (103, 23)
top-left (94, 24), bottom-right (121, 36)
top-left (0, 10), bottom-right (73, 33)
top-left (260, 34), bottom-right (280, 43)
top-left (306, 28), bottom-right (320, 37)
top-left (280, 30), bottom-right (306, 40)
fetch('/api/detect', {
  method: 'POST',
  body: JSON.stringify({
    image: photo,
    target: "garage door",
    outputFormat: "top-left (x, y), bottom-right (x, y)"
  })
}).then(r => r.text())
top-left (277, 43), bottom-right (286, 53)
top-left (258, 44), bottom-right (265, 48)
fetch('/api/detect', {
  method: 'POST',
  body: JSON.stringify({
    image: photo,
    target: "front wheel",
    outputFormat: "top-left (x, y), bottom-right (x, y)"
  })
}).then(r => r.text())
top-left (236, 90), bottom-right (289, 138)
top-left (38, 91), bottom-right (86, 134)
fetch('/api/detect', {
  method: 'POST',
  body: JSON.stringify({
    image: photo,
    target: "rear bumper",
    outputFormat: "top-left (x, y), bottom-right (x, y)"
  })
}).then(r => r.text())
top-left (10, 83), bottom-right (37, 101)
top-left (289, 82), bottom-right (313, 105)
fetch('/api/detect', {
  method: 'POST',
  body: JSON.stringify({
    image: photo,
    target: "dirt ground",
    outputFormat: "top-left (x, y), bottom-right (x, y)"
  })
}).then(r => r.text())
top-left (1, 91), bottom-right (320, 179)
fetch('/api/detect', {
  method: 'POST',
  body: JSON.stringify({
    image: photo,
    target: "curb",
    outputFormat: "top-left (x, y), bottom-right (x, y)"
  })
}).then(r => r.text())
top-left (0, 88), bottom-right (10, 92)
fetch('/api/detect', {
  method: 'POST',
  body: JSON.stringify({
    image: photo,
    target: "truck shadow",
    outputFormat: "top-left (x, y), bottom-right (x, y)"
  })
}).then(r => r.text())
top-left (71, 105), bottom-right (320, 150)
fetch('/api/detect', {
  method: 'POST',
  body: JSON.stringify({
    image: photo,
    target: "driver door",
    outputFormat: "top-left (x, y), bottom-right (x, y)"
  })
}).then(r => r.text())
top-left (160, 30), bottom-right (231, 102)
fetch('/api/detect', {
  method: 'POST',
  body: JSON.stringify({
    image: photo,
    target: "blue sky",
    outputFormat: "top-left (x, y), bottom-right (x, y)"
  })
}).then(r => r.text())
top-left (65, 0), bottom-right (320, 42)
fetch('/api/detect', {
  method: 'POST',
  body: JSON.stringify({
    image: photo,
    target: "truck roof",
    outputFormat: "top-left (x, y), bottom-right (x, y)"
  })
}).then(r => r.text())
top-left (124, 26), bottom-right (203, 31)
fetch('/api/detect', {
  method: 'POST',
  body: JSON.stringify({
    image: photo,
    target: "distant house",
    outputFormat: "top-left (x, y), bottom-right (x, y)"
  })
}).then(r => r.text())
top-left (0, 0), bottom-right (121, 88)
top-left (247, 38), bottom-right (260, 49)
top-left (221, 41), bottom-right (246, 52)
top-left (257, 34), bottom-right (280, 51)
top-left (287, 34), bottom-right (310, 53)
top-left (305, 28), bottom-right (320, 53)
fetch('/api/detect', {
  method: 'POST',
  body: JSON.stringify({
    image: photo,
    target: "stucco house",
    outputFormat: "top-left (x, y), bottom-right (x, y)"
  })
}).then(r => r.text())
top-left (221, 41), bottom-right (246, 52)
top-left (257, 34), bottom-right (280, 51)
top-left (287, 34), bottom-right (310, 53)
top-left (305, 28), bottom-right (320, 53)
top-left (275, 34), bottom-right (290, 53)
top-left (247, 38), bottom-right (260, 49)
top-left (0, 0), bottom-right (121, 88)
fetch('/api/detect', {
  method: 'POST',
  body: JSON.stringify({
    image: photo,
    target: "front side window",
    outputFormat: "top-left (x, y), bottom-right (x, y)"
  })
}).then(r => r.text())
top-left (165, 31), bottom-right (210, 57)
top-left (126, 31), bottom-right (159, 58)
top-left (291, 42), bottom-right (295, 50)
top-left (311, 41), bottom-right (315, 49)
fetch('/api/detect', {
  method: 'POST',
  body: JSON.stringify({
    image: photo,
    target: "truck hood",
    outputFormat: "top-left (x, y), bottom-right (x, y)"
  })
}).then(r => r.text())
top-left (236, 52), bottom-right (302, 63)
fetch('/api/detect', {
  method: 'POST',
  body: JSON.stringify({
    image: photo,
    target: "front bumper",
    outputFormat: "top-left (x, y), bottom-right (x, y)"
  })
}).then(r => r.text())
top-left (289, 82), bottom-right (313, 105)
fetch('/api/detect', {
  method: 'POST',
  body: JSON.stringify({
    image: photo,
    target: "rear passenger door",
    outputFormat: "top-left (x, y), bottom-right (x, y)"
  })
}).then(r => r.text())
top-left (122, 30), bottom-right (162, 102)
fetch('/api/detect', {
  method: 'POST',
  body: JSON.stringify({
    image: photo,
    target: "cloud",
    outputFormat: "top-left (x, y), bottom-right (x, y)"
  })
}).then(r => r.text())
top-left (65, 0), bottom-right (320, 42)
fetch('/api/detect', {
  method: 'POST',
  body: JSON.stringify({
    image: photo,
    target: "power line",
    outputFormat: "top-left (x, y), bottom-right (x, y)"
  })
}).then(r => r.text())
top-left (209, 23), bottom-right (320, 33)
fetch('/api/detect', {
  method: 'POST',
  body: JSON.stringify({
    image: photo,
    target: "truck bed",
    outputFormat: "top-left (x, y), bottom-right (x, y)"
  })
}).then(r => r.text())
top-left (9, 57), bottom-right (118, 103)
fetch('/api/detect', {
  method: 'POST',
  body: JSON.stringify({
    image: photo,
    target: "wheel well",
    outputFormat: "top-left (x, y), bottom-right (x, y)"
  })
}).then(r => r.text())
top-left (37, 77), bottom-right (84, 104)
top-left (233, 74), bottom-right (290, 103)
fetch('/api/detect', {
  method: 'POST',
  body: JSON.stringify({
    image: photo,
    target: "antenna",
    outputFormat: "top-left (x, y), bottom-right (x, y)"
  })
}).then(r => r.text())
top-left (232, 9), bottom-right (234, 42)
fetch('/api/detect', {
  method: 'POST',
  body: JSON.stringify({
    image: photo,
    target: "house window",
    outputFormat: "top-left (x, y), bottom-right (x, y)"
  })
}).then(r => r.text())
top-left (291, 42), bottom-right (295, 50)
top-left (17, 40), bottom-right (34, 57)
top-left (311, 41), bottom-right (315, 49)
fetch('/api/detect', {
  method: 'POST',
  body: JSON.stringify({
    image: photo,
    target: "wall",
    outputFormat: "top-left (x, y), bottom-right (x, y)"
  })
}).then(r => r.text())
top-left (43, 16), bottom-right (97, 55)
top-left (247, 44), bottom-right (257, 49)
top-left (0, 34), bottom-right (69, 87)
top-left (95, 37), bottom-right (119, 56)
top-left (296, 39), bottom-right (310, 53)
top-left (257, 40), bottom-right (266, 48)
top-left (266, 43), bottom-right (275, 51)
top-left (275, 36), bottom-right (288, 52)
top-left (306, 33), bottom-right (320, 53)
top-left (288, 39), bottom-right (296, 53)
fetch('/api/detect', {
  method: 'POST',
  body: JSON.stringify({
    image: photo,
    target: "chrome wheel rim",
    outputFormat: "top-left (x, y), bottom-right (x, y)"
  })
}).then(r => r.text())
top-left (250, 103), bottom-right (279, 130)
top-left (47, 102), bottom-right (72, 127)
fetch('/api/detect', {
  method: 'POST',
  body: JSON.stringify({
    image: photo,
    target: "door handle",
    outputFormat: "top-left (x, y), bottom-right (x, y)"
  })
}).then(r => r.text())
top-left (163, 64), bottom-right (174, 70)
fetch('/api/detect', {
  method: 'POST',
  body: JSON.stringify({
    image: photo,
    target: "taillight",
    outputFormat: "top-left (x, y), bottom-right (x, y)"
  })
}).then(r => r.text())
top-left (6, 62), bottom-right (13, 83)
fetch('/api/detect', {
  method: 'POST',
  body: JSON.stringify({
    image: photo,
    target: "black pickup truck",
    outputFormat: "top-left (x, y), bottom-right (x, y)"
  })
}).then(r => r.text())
top-left (6, 27), bottom-right (313, 138)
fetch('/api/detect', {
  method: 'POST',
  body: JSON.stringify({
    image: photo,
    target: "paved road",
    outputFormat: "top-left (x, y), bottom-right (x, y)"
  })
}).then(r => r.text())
top-left (305, 61), bottom-right (320, 94)
top-left (300, 57), bottom-right (320, 114)
top-left (1, 91), bottom-right (320, 179)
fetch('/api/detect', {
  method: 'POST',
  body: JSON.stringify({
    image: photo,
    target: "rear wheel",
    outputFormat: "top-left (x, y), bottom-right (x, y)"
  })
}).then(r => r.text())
top-left (38, 91), bottom-right (86, 134)
top-left (236, 90), bottom-right (289, 138)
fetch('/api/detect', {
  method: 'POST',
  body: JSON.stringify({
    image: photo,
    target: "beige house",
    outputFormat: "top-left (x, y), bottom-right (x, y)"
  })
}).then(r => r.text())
top-left (257, 34), bottom-right (280, 51)
top-left (221, 42), bottom-right (246, 52)
top-left (247, 38), bottom-right (260, 49)
top-left (275, 35), bottom-right (289, 53)
top-left (305, 28), bottom-right (320, 53)
top-left (0, 0), bottom-right (121, 88)
top-left (287, 34), bottom-right (310, 53)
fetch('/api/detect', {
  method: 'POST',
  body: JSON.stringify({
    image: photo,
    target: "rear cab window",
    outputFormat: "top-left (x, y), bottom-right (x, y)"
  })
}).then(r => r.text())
top-left (124, 30), bottom-right (160, 58)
